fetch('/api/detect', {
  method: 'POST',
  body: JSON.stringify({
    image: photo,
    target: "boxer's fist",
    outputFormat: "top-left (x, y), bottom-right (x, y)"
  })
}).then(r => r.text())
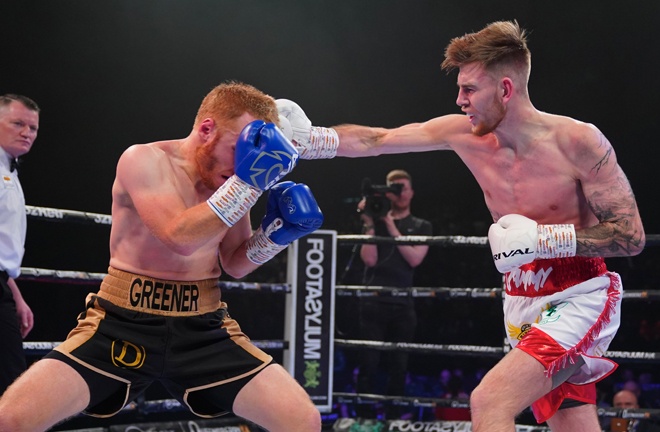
top-left (235, 120), bottom-right (298, 190)
top-left (276, 98), bottom-right (339, 159)
top-left (488, 214), bottom-right (538, 273)
top-left (488, 214), bottom-right (576, 273)
top-left (247, 181), bottom-right (324, 264)
top-left (262, 181), bottom-right (324, 245)
top-left (276, 99), bottom-right (312, 147)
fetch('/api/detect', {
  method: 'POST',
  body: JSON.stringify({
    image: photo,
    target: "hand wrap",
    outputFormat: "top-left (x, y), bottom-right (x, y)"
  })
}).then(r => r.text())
top-left (488, 214), bottom-right (576, 273)
top-left (207, 176), bottom-right (261, 227)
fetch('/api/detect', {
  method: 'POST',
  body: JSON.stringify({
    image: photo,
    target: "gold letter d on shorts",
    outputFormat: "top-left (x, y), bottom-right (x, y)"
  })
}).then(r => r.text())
top-left (111, 339), bottom-right (146, 369)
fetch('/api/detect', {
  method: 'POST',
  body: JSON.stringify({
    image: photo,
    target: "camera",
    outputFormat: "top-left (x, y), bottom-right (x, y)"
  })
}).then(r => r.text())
top-left (361, 178), bottom-right (403, 218)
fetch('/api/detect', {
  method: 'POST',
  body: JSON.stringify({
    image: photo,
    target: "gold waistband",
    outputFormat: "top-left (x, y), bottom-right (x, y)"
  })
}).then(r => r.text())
top-left (97, 266), bottom-right (221, 316)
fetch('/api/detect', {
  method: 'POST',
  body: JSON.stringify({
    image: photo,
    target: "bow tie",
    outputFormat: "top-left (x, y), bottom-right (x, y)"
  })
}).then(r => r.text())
top-left (10, 158), bottom-right (19, 173)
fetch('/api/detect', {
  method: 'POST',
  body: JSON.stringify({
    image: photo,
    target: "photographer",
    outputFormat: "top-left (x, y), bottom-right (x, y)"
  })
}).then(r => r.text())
top-left (356, 169), bottom-right (432, 419)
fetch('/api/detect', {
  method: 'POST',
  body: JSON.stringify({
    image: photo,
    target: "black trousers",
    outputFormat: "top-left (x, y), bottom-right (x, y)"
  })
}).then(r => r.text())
top-left (0, 271), bottom-right (27, 395)
top-left (356, 298), bottom-right (417, 398)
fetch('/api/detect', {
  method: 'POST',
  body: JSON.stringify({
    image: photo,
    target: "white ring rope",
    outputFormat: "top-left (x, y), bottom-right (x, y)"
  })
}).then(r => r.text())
top-left (18, 267), bottom-right (291, 292)
top-left (17, 267), bottom-right (502, 297)
top-left (27, 204), bottom-right (660, 245)
top-left (335, 339), bottom-right (504, 357)
top-left (333, 339), bottom-right (660, 361)
top-left (26, 205), bottom-right (112, 225)
top-left (23, 340), bottom-right (287, 355)
top-left (18, 268), bottom-right (660, 300)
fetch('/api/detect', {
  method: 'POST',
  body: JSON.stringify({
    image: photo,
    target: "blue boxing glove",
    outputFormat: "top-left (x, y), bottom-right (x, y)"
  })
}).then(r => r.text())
top-left (246, 181), bottom-right (324, 264)
top-left (235, 120), bottom-right (298, 190)
top-left (207, 120), bottom-right (299, 227)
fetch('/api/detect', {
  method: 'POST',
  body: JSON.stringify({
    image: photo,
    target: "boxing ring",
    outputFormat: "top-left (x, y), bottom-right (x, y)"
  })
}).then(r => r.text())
top-left (19, 205), bottom-right (660, 432)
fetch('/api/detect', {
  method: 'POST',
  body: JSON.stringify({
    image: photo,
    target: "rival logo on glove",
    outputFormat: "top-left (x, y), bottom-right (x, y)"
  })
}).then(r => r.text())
top-left (492, 247), bottom-right (535, 262)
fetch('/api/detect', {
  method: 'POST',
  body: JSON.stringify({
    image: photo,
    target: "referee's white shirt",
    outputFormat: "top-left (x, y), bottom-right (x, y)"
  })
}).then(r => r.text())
top-left (0, 147), bottom-right (26, 279)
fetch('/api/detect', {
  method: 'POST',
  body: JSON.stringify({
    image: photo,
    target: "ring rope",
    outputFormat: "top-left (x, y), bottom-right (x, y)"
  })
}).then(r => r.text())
top-left (339, 233), bottom-right (660, 246)
top-left (338, 284), bottom-right (502, 299)
top-left (26, 205), bottom-right (112, 225)
top-left (26, 204), bottom-right (660, 246)
top-left (337, 285), bottom-right (660, 300)
top-left (18, 268), bottom-right (660, 300)
top-left (339, 234), bottom-right (489, 247)
top-left (335, 391), bottom-right (469, 409)
top-left (18, 267), bottom-right (291, 292)
top-left (335, 338), bottom-right (504, 357)
top-left (597, 407), bottom-right (660, 421)
top-left (335, 339), bottom-right (660, 362)
top-left (23, 339), bottom-right (287, 356)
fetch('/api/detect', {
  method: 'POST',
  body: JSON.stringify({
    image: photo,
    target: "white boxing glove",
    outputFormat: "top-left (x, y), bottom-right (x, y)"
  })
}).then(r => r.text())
top-left (488, 214), bottom-right (577, 273)
top-left (276, 98), bottom-right (339, 159)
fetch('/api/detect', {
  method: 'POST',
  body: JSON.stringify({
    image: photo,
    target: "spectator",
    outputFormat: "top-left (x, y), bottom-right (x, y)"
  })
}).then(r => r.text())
top-left (606, 390), bottom-right (660, 432)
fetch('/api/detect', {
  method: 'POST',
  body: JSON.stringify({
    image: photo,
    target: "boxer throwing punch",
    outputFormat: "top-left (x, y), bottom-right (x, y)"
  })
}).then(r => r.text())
top-left (278, 21), bottom-right (645, 432)
top-left (0, 82), bottom-right (323, 432)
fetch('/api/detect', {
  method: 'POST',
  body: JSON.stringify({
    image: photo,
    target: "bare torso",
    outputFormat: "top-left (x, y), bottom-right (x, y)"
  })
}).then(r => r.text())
top-left (429, 113), bottom-right (608, 229)
top-left (109, 140), bottom-right (223, 281)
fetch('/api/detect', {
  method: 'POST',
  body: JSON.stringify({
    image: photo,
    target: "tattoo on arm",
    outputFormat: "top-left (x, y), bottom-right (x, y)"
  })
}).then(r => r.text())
top-left (577, 172), bottom-right (644, 257)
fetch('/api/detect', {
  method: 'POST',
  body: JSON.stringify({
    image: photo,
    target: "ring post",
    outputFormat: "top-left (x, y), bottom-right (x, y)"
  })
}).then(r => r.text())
top-left (285, 230), bottom-right (337, 413)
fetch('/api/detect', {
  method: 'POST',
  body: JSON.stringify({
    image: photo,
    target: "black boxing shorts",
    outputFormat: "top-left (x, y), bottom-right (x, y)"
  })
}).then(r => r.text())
top-left (44, 266), bottom-right (273, 418)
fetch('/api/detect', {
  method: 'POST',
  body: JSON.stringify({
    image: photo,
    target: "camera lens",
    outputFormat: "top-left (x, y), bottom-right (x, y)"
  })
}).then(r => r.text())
top-left (365, 195), bottom-right (391, 218)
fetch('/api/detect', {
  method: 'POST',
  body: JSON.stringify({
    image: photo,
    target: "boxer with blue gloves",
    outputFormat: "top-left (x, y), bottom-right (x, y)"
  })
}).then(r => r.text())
top-left (0, 82), bottom-right (323, 432)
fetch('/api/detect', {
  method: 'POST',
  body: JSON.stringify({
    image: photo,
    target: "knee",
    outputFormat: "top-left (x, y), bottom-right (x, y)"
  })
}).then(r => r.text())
top-left (273, 397), bottom-right (321, 432)
top-left (300, 403), bottom-right (322, 432)
top-left (470, 382), bottom-right (496, 415)
top-left (470, 381), bottom-right (522, 424)
top-left (279, 403), bottom-right (321, 432)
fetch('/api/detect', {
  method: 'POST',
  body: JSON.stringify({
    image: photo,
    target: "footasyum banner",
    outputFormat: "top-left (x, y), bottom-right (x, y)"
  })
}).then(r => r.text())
top-left (285, 230), bottom-right (336, 412)
top-left (332, 419), bottom-right (550, 432)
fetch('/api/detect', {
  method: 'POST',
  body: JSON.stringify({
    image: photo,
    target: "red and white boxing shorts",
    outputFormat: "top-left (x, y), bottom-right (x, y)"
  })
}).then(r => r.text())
top-left (503, 256), bottom-right (621, 423)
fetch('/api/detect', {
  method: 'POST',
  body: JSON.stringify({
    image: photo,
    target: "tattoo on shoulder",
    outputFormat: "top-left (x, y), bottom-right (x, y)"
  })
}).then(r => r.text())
top-left (590, 133), bottom-right (613, 175)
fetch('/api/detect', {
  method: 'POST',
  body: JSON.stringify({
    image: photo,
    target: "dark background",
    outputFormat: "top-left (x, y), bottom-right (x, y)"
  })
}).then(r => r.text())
top-left (2, 0), bottom-right (659, 425)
